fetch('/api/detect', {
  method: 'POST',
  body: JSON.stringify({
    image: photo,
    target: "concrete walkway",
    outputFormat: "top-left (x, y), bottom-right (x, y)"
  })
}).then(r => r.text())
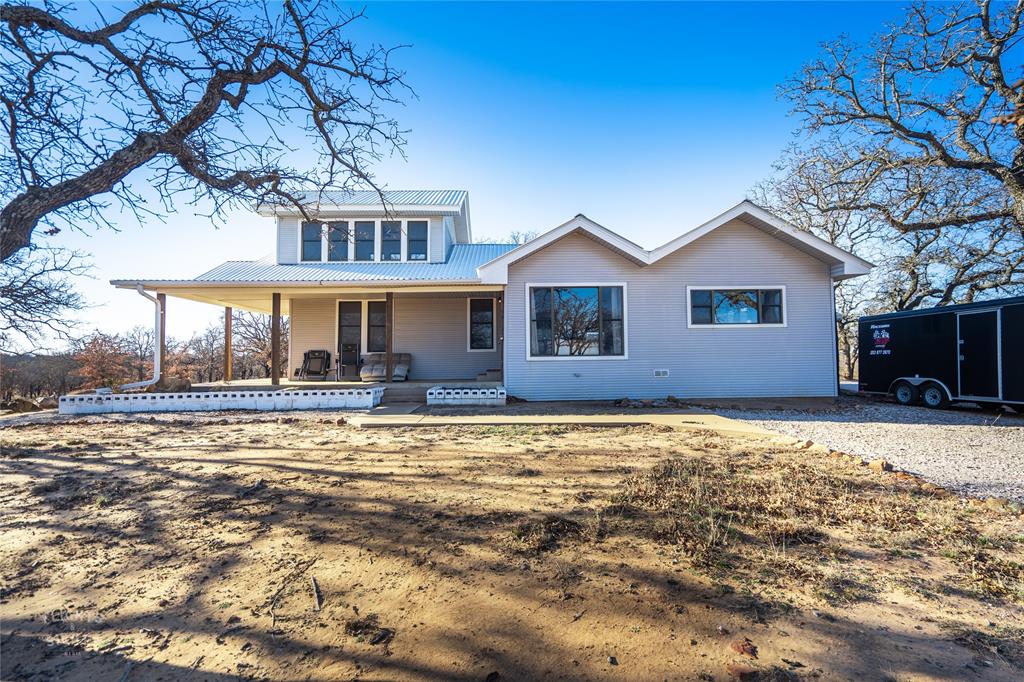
top-left (348, 403), bottom-right (774, 437)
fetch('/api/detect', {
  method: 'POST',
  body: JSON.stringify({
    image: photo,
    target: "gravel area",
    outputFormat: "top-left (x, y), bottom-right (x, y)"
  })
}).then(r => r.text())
top-left (717, 396), bottom-right (1024, 502)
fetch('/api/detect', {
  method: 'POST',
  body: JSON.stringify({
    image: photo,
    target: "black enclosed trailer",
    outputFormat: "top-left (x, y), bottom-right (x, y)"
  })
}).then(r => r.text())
top-left (858, 295), bottom-right (1024, 408)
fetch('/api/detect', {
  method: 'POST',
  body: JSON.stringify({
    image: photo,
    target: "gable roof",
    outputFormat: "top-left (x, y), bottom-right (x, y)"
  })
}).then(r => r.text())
top-left (476, 200), bottom-right (873, 283)
top-left (258, 189), bottom-right (472, 242)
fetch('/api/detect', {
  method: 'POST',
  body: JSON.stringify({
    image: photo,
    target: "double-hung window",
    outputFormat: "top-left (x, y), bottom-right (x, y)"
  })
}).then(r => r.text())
top-left (468, 298), bottom-right (495, 351)
top-left (327, 221), bottom-right (349, 261)
top-left (301, 222), bottom-right (322, 261)
top-left (407, 221), bottom-right (428, 261)
top-left (689, 288), bottom-right (785, 326)
top-left (354, 221), bottom-right (375, 261)
top-left (381, 221), bottom-right (402, 261)
top-left (529, 285), bottom-right (625, 357)
top-left (367, 301), bottom-right (387, 352)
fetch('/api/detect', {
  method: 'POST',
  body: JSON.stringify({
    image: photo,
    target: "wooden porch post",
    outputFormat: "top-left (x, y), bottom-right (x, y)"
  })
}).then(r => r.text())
top-left (385, 291), bottom-right (394, 383)
top-left (157, 293), bottom-right (167, 383)
top-left (224, 307), bottom-right (233, 382)
top-left (271, 293), bottom-right (281, 386)
top-left (496, 292), bottom-right (504, 378)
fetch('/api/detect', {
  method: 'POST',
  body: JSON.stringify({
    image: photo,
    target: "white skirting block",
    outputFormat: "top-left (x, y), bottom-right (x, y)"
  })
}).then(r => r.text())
top-left (426, 386), bottom-right (506, 407)
top-left (58, 387), bottom-right (385, 415)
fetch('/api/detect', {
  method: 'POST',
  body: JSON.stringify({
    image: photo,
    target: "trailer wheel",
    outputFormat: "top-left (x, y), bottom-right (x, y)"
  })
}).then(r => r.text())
top-left (920, 383), bottom-right (950, 409)
top-left (893, 381), bottom-right (919, 406)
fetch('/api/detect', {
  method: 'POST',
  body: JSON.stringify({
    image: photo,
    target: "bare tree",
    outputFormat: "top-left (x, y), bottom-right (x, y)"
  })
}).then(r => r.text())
top-left (122, 325), bottom-right (154, 381)
top-left (0, 246), bottom-right (87, 351)
top-left (0, 0), bottom-right (409, 262)
top-left (233, 310), bottom-right (288, 377)
top-left (781, 1), bottom-right (1024, 234)
top-left (477, 230), bottom-right (539, 245)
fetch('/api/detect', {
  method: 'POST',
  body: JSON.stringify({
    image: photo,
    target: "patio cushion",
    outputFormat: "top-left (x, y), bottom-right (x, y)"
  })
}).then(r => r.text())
top-left (359, 353), bottom-right (411, 381)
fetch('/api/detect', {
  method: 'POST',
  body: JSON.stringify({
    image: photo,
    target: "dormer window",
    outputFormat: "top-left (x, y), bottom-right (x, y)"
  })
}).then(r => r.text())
top-left (328, 221), bottom-right (349, 261)
top-left (301, 222), bottom-right (322, 261)
top-left (407, 221), bottom-right (428, 261)
top-left (354, 221), bottom-right (375, 261)
top-left (295, 217), bottom-right (435, 263)
top-left (382, 221), bottom-right (402, 261)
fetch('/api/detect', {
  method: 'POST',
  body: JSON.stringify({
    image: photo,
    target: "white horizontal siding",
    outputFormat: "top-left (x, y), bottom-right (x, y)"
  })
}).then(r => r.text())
top-left (277, 216), bottom-right (299, 264)
top-left (504, 220), bottom-right (837, 400)
top-left (395, 297), bottom-right (498, 380)
top-left (288, 298), bottom-right (335, 375)
top-left (287, 295), bottom-right (499, 381)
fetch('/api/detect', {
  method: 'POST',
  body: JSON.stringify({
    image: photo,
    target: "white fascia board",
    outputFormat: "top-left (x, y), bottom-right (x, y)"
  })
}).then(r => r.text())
top-left (257, 203), bottom-right (464, 217)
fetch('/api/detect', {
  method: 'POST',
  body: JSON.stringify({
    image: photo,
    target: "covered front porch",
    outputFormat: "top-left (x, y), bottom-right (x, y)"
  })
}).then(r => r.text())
top-left (132, 283), bottom-right (506, 390)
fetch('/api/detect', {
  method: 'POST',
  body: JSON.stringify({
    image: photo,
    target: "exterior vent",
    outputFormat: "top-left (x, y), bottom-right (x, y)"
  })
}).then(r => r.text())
top-left (654, 369), bottom-right (670, 378)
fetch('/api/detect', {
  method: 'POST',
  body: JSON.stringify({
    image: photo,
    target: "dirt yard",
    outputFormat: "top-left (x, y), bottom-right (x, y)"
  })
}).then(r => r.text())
top-left (1, 414), bottom-right (1022, 681)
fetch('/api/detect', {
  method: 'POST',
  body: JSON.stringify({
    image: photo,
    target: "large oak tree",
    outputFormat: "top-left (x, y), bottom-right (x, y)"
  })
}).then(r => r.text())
top-left (0, 0), bottom-right (408, 347)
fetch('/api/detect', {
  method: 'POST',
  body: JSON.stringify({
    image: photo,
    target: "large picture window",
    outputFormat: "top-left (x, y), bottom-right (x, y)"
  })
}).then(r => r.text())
top-left (301, 222), bottom-right (322, 261)
top-left (407, 221), bottom-right (428, 261)
top-left (689, 288), bottom-right (785, 326)
top-left (367, 301), bottom-right (386, 352)
top-left (354, 220), bottom-right (375, 261)
top-left (327, 221), bottom-right (349, 262)
top-left (382, 221), bottom-right (402, 261)
top-left (468, 298), bottom-right (495, 351)
top-left (529, 285), bottom-right (625, 357)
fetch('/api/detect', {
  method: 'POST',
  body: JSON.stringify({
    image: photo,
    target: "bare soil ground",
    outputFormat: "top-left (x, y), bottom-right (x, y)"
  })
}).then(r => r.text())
top-left (1, 414), bottom-right (1023, 681)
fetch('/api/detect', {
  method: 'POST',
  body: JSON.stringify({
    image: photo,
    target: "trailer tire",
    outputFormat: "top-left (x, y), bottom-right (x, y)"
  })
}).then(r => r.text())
top-left (893, 381), bottom-right (919, 406)
top-left (920, 382), bottom-right (950, 409)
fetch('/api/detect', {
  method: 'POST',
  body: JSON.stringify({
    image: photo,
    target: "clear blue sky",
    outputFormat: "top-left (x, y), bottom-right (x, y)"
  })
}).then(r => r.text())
top-left (52, 1), bottom-right (906, 347)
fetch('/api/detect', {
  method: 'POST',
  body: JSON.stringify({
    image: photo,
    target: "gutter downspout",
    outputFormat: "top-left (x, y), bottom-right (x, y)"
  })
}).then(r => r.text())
top-left (120, 285), bottom-right (162, 391)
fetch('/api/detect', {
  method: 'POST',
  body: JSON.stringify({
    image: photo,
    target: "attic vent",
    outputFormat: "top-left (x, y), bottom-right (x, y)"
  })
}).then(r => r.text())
top-left (654, 369), bottom-right (670, 378)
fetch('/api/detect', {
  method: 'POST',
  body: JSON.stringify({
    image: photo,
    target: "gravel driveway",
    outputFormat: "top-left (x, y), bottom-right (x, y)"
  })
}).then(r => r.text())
top-left (717, 396), bottom-right (1024, 502)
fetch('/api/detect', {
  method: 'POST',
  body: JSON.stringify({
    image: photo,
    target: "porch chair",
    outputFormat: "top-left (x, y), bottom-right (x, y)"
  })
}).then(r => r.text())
top-left (359, 353), bottom-right (411, 382)
top-left (299, 349), bottom-right (332, 381)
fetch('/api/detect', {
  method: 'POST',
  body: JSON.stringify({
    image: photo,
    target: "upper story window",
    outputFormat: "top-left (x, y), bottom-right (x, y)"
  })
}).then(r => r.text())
top-left (301, 222), bottom-right (322, 261)
top-left (381, 221), bottom-right (402, 261)
top-left (327, 221), bottom-right (349, 262)
top-left (354, 221), bottom-right (375, 261)
top-left (529, 285), bottom-right (626, 358)
top-left (407, 221), bottom-right (428, 261)
top-left (688, 288), bottom-right (785, 326)
top-left (295, 218), bottom-right (433, 263)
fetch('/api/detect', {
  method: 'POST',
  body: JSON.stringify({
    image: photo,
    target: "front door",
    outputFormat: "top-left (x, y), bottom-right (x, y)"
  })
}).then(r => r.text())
top-left (338, 302), bottom-right (362, 377)
top-left (958, 311), bottom-right (999, 399)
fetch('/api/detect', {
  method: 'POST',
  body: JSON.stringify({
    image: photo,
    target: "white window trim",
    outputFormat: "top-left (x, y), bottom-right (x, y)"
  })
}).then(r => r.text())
top-left (333, 298), bottom-right (388, 365)
top-left (325, 220), bottom-right (351, 263)
top-left (299, 219), bottom-right (435, 263)
top-left (407, 219), bottom-right (431, 262)
top-left (354, 219), bottom-right (378, 262)
top-left (466, 297), bottom-right (497, 353)
top-left (524, 282), bottom-right (629, 361)
top-left (685, 285), bottom-right (788, 329)
top-left (298, 220), bottom-right (326, 263)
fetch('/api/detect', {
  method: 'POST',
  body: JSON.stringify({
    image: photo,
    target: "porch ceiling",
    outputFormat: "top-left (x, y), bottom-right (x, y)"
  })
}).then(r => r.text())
top-left (126, 284), bottom-right (505, 315)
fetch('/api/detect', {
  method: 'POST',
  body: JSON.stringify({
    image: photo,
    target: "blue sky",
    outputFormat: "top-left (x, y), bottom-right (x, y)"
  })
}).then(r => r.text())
top-left (52, 1), bottom-right (907, 345)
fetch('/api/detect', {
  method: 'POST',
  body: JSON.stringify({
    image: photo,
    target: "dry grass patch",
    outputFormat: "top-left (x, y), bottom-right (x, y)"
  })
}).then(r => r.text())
top-left (604, 431), bottom-right (1024, 608)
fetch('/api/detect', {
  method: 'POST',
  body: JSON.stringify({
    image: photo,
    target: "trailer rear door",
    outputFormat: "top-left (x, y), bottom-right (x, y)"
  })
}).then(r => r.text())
top-left (958, 311), bottom-right (1000, 399)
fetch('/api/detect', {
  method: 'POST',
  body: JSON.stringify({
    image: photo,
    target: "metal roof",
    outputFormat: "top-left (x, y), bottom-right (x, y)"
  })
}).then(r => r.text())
top-left (111, 243), bottom-right (517, 287)
top-left (267, 189), bottom-right (467, 209)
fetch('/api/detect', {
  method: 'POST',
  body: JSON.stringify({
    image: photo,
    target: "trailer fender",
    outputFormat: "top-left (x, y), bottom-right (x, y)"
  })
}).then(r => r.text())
top-left (888, 377), bottom-right (953, 401)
